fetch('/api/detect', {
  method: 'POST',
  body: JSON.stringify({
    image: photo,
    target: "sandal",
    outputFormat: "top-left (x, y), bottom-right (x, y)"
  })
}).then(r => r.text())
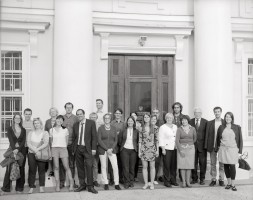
top-left (231, 186), bottom-right (237, 191)
top-left (225, 184), bottom-right (232, 189)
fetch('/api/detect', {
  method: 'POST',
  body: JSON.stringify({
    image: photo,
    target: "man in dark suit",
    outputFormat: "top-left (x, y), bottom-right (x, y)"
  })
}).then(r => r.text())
top-left (205, 107), bottom-right (225, 187)
top-left (72, 109), bottom-right (98, 194)
top-left (189, 107), bottom-right (207, 185)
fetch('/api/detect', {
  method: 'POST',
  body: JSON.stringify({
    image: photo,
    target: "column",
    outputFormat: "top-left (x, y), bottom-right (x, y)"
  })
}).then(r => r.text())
top-left (53, 0), bottom-right (93, 113)
top-left (194, 0), bottom-right (233, 118)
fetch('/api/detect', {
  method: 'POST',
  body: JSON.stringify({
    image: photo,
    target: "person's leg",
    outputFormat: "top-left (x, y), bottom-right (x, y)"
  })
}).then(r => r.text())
top-left (210, 150), bottom-right (217, 182)
top-left (75, 147), bottom-right (86, 187)
top-left (180, 169), bottom-right (186, 187)
top-left (59, 158), bottom-right (66, 188)
top-left (134, 157), bottom-right (140, 180)
top-left (108, 159), bottom-right (114, 184)
top-left (108, 153), bottom-right (119, 186)
top-left (199, 150), bottom-right (207, 183)
top-left (62, 157), bottom-right (74, 189)
top-left (186, 170), bottom-right (192, 187)
top-left (116, 151), bottom-right (123, 184)
top-left (53, 156), bottom-right (60, 191)
top-left (163, 150), bottom-right (171, 186)
top-left (219, 162), bottom-right (225, 182)
top-left (1, 165), bottom-right (12, 192)
top-left (16, 153), bottom-right (26, 192)
top-left (99, 153), bottom-right (109, 185)
top-left (224, 164), bottom-right (231, 186)
top-left (170, 149), bottom-right (178, 184)
top-left (129, 150), bottom-right (137, 185)
top-left (27, 153), bottom-right (37, 189)
top-left (83, 149), bottom-right (94, 189)
top-left (150, 161), bottom-right (156, 189)
top-left (230, 164), bottom-right (236, 187)
top-left (67, 145), bottom-right (75, 180)
top-left (120, 148), bottom-right (130, 186)
top-left (37, 161), bottom-right (46, 192)
top-left (92, 154), bottom-right (99, 183)
top-left (142, 160), bottom-right (148, 188)
top-left (154, 152), bottom-right (160, 182)
top-left (191, 148), bottom-right (198, 183)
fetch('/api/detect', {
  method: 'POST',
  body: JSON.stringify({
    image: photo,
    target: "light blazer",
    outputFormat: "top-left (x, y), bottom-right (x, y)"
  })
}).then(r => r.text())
top-left (72, 119), bottom-right (97, 155)
top-left (204, 119), bottom-right (225, 152)
top-left (118, 128), bottom-right (139, 152)
top-left (189, 118), bottom-right (207, 152)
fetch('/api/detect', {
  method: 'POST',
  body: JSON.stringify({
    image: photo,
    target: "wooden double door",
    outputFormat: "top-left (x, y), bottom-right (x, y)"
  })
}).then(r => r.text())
top-left (108, 55), bottom-right (174, 120)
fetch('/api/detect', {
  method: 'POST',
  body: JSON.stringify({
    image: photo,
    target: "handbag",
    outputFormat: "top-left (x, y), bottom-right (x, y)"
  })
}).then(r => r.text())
top-left (9, 161), bottom-right (20, 181)
top-left (35, 132), bottom-right (52, 162)
top-left (238, 152), bottom-right (251, 171)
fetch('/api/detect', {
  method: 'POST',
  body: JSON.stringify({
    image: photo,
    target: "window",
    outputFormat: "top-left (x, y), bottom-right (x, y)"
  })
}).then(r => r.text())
top-left (248, 58), bottom-right (253, 137)
top-left (1, 51), bottom-right (24, 138)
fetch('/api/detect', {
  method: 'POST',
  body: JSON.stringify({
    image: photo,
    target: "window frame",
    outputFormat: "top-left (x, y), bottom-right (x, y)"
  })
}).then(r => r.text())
top-left (0, 43), bottom-right (30, 146)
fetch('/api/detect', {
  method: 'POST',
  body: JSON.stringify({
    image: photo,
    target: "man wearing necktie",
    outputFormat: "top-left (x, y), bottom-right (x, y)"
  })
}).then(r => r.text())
top-left (72, 109), bottom-right (98, 194)
top-left (189, 107), bottom-right (207, 185)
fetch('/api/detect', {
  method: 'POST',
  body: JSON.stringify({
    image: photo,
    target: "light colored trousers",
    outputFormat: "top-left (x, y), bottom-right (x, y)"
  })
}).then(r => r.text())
top-left (210, 150), bottom-right (225, 181)
top-left (99, 152), bottom-right (119, 185)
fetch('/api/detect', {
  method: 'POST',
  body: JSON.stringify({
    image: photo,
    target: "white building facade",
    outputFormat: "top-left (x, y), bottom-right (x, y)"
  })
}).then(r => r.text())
top-left (0, 0), bottom-right (253, 180)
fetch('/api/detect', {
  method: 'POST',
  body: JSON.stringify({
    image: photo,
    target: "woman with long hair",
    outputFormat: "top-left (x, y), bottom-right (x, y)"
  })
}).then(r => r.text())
top-left (139, 114), bottom-right (159, 190)
top-left (0, 113), bottom-right (26, 195)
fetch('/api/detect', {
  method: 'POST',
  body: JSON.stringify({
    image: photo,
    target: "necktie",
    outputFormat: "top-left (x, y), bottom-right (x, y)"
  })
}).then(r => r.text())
top-left (79, 123), bottom-right (84, 145)
top-left (196, 119), bottom-right (199, 130)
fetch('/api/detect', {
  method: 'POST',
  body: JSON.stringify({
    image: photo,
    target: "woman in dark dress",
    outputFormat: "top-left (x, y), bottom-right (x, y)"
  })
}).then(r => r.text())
top-left (0, 113), bottom-right (26, 195)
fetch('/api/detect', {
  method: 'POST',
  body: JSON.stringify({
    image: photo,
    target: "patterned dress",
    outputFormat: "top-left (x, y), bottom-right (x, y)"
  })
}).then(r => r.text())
top-left (139, 125), bottom-right (159, 161)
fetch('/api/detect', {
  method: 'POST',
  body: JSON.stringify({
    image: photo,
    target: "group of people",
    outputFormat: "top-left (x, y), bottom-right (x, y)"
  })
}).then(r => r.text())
top-left (0, 100), bottom-right (243, 195)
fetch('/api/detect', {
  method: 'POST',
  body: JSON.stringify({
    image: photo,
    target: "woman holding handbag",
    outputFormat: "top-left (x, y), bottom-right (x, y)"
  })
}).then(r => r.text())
top-left (0, 113), bottom-right (26, 196)
top-left (27, 118), bottom-right (49, 194)
top-left (49, 115), bottom-right (74, 192)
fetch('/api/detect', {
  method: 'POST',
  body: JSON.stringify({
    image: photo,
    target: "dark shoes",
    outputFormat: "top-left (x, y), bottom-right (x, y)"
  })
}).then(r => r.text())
top-left (129, 182), bottom-right (134, 188)
top-left (104, 184), bottom-right (109, 190)
top-left (115, 185), bottom-right (121, 190)
top-left (186, 183), bottom-right (192, 188)
top-left (74, 186), bottom-right (86, 192)
top-left (225, 184), bottom-right (232, 189)
top-left (190, 180), bottom-right (198, 184)
top-left (164, 183), bottom-right (172, 188)
top-left (73, 183), bottom-right (79, 189)
top-left (60, 183), bottom-right (65, 189)
top-left (209, 180), bottom-right (216, 186)
top-left (199, 180), bottom-right (205, 185)
top-left (93, 181), bottom-right (100, 187)
top-left (88, 187), bottom-right (98, 194)
top-left (158, 176), bottom-right (164, 182)
top-left (171, 182), bottom-right (179, 186)
top-left (124, 184), bottom-right (129, 189)
top-left (231, 186), bottom-right (237, 191)
top-left (219, 180), bottom-right (225, 186)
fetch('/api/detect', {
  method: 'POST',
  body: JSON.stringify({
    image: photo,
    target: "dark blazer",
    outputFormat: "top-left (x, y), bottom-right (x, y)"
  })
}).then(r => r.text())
top-left (97, 125), bottom-right (118, 155)
top-left (7, 126), bottom-right (26, 155)
top-left (189, 118), bottom-right (207, 152)
top-left (72, 119), bottom-right (97, 155)
top-left (118, 128), bottom-right (139, 152)
top-left (215, 124), bottom-right (243, 154)
top-left (205, 119), bottom-right (225, 152)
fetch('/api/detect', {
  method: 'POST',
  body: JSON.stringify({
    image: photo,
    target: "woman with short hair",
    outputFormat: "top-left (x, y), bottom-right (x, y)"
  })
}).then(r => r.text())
top-left (97, 113), bottom-right (121, 190)
top-left (27, 118), bottom-right (49, 194)
top-left (176, 115), bottom-right (196, 188)
top-left (215, 112), bottom-right (243, 191)
top-left (49, 115), bottom-right (74, 192)
top-left (159, 113), bottom-right (178, 187)
top-left (0, 113), bottom-right (26, 195)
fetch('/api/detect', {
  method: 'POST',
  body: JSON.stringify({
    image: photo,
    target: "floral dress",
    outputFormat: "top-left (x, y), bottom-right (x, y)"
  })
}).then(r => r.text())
top-left (139, 125), bottom-right (159, 161)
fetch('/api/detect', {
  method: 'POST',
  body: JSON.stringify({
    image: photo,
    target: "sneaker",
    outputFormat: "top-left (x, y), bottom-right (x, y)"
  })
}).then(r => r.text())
top-left (232, 186), bottom-right (237, 191)
top-left (209, 180), bottom-right (216, 187)
top-left (150, 183), bottom-right (154, 190)
top-left (219, 180), bottom-right (225, 186)
top-left (115, 185), bottom-right (121, 190)
top-left (142, 184), bottom-right (149, 190)
top-left (93, 181), bottom-right (100, 187)
top-left (104, 184), bottom-right (109, 190)
top-left (153, 181), bottom-right (158, 185)
top-left (225, 184), bottom-right (232, 189)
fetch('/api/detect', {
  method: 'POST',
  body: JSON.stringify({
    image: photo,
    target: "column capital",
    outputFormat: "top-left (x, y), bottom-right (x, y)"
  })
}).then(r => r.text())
top-left (99, 33), bottom-right (110, 60)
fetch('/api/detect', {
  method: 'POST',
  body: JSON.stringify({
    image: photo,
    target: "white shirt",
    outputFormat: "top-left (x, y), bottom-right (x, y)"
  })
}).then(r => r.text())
top-left (50, 127), bottom-right (69, 148)
top-left (124, 128), bottom-right (134, 149)
top-left (158, 124), bottom-right (177, 150)
top-left (78, 119), bottom-right (86, 146)
top-left (96, 110), bottom-right (104, 128)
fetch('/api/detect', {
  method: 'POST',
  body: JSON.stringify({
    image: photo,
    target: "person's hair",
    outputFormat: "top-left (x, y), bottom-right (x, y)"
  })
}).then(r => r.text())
top-left (76, 109), bottom-right (85, 115)
top-left (224, 112), bottom-right (234, 124)
top-left (130, 112), bottom-right (138, 117)
top-left (126, 116), bottom-right (136, 129)
top-left (172, 102), bottom-right (183, 113)
top-left (180, 115), bottom-right (191, 124)
top-left (32, 117), bottom-right (44, 130)
top-left (193, 107), bottom-right (202, 113)
top-left (89, 112), bottom-right (98, 119)
top-left (64, 102), bottom-right (74, 109)
top-left (165, 112), bottom-right (174, 121)
top-left (13, 113), bottom-right (23, 127)
top-left (24, 108), bottom-right (32, 114)
top-left (213, 106), bottom-right (222, 112)
top-left (114, 108), bottom-right (123, 114)
top-left (96, 99), bottom-right (103, 104)
top-left (152, 108), bottom-right (159, 113)
top-left (56, 115), bottom-right (64, 121)
top-left (151, 114), bottom-right (158, 120)
top-left (49, 107), bottom-right (59, 116)
top-left (103, 113), bottom-right (112, 122)
top-left (142, 114), bottom-right (151, 130)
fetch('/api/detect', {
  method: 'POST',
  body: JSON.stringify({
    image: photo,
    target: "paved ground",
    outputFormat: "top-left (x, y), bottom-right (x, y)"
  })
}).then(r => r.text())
top-left (1, 180), bottom-right (253, 200)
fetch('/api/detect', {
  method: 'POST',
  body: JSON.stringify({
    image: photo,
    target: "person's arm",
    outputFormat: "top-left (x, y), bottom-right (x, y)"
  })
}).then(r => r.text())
top-left (118, 129), bottom-right (123, 147)
top-left (7, 127), bottom-right (16, 150)
top-left (204, 121), bottom-right (210, 149)
top-left (97, 126), bottom-right (108, 151)
top-left (17, 128), bottom-right (26, 152)
top-left (37, 131), bottom-right (49, 151)
top-left (238, 125), bottom-right (243, 154)
top-left (215, 126), bottom-right (222, 152)
top-left (192, 128), bottom-right (197, 143)
top-left (138, 131), bottom-right (142, 157)
top-left (65, 129), bottom-right (69, 146)
top-left (175, 128), bottom-right (182, 152)
top-left (155, 128), bottom-right (159, 156)
top-left (111, 129), bottom-right (118, 151)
